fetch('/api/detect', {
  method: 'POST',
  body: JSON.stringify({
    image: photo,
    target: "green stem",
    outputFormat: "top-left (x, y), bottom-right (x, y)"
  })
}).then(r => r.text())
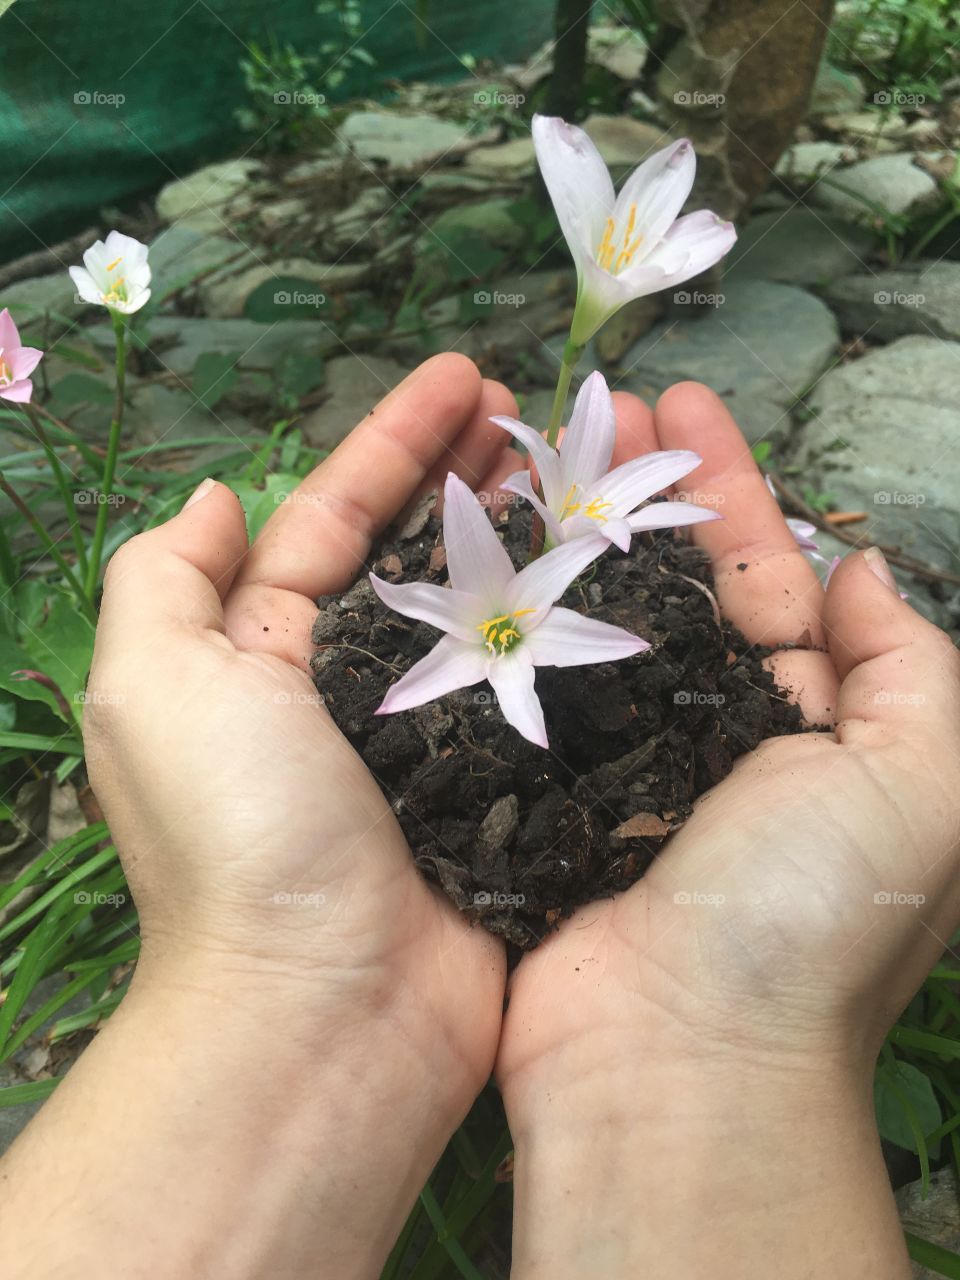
top-left (0, 474), bottom-right (95, 623)
top-left (544, 337), bottom-right (584, 449)
top-left (30, 403), bottom-right (102, 471)
top-left (84, 312), bottom-right (127, 601)
top-left (25, 408), bottom-right (88, 577)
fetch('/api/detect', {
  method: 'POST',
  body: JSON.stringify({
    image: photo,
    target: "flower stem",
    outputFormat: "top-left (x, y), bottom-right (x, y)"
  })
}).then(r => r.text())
top-left (544, 337), bottom-right (584, 450)
top-left (0, 472), bottom-right (95, 622)
top-left (25, 406), bottom-right (88, 577)
top-left (0, 513), bottom-right (16, 588)
top-left (84, 311), bottom-right (127, 601)
top-left (31, 402), bottom-right (103, 470)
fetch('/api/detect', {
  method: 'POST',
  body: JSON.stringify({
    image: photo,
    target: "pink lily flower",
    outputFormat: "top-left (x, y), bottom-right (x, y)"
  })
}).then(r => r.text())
top-left (370, 473), bottom-right (648, 748)
top-left (532, 114), bottom-right (737, 345)
top-left (0, 309), bottom-right (43, 404)
top-left (491, 371), bottom-right (722, 552)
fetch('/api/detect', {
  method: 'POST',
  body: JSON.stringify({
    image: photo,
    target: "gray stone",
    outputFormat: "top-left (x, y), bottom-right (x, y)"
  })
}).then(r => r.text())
top-left (809, 61), bottom-right (865, 116)
top-left (812, 153), bottom-right (940, 219)
top-left (258, 197), bottom-right (309, 234)
top-left (581, 114), bottom-right (670, 172)
top-left (199, 257), bottom-right (369, 318)
top-left (775, 140), bottom-right (852, 181)
top-left (156, 160), bottom-right (261, 230)
top-left (824, 261), bottom-right (960, 341)
top-left (125, 383), bottom-right (249, 448)
top-left (1, 272), bottom-right (89, 335)
top-left (87, 316), bottom-right (338, 377)
top-left (299, 354), bottom-right (407, 449)
top-left (621, 280), bottom-right (838, 443)
top-left (427, 198), bottom-right (527, 254)
top-left (794, 336), bottom-right (960, 574)
top-left (897, 1167), bottom-right (960, 1277)
top-left (820, 109), bottom-right (908, 140)
top-left (339, 111), bottom-right (476, 168)
top-left (589, 26), bottom-right (648, 81)
top-left (147, 225), bottom-right (245, 301)
top-left (464, 136), bottom-right (537, 178)
top-left (479, 795), bottom-right (520, 849)
top-left (728, 208), bottom-right (877, 286)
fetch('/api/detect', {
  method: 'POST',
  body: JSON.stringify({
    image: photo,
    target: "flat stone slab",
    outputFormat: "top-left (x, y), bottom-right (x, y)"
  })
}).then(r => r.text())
top-left (620, 279), bottom-right (838, 442)
top-left (299, 354), bottom-right (407, 449)
top-left (339, 112), bottom-right (479, 168)
top-left (728, 207), bottom-right (877, 286)
top-left (811, 152), bottom-right (940, 219)
top-left (792, 336), bottom-right (960, 574)
top-left (824, 261), bottom-right (960, 341)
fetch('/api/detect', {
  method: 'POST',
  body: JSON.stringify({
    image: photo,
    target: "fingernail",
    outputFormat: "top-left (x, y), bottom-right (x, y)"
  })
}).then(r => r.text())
top-left (864, 546), bottom-right (898, 593)
top-left (182, 477), bottom-right (216, 511)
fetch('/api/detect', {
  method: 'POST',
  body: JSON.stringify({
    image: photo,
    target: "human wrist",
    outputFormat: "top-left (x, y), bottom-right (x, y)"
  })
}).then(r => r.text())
top-left (504, 1031), bottom-right (908, 1280)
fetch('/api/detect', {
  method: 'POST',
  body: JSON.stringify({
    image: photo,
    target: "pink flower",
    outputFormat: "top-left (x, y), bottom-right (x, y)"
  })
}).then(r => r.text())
top-left (0, 309), bottom-right (43, 404)
top-left (532, 115), bottom-right (737, 345)
top-left (370, 473), bottom-right (648, 748)
top-left (492, 370), bottom-right (721, 552)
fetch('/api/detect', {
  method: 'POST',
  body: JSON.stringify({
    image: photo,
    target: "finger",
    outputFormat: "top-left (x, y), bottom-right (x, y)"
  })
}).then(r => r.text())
top-left (95, 480), bottom-right (248, 666)
top-left (233, 353), bottom-right (483, 599)
top-left (609, 390), bottom-right (659, 466)
top-left (476, 445), bottom-right (524, 508)
top-left (655, 382), bottom-right (827, 651)
top-left (424, 378), bottom-right (520, 510)
top-left (825, 549), bottom-right (960, 737)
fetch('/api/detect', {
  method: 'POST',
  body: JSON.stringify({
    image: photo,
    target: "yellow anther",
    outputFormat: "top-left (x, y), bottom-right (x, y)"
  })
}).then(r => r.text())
top-left (584, 497), bottom-right (613, 524)
top-left (560, 483), bottom-right (582, 518)
top-left (476, 609), bottom-right (533, 656)
top-left (105, 256), bottom-right (123, 272)
top-left (596, 202), bottom-right (645, 276)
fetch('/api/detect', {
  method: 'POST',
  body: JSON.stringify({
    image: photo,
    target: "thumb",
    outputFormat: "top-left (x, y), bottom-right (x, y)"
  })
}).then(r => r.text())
top-left (95, 479), bottom-right (249, 663)
top-left (824, 548), bottom-right (960, 746)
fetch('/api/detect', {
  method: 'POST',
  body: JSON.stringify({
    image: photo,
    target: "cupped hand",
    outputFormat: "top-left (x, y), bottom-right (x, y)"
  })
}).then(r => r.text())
top-left (498, 382), bottom-right (960, 1108)
top-left (84, 353), bottom-right (520, 1125)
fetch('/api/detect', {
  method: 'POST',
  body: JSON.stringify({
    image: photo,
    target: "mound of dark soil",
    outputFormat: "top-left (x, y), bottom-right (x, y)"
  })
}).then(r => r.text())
top-left (311, 499), bottom-right (806, 950)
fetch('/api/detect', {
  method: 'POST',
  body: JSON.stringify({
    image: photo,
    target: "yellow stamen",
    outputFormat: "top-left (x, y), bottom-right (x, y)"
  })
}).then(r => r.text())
top-left (584, 497), bottom-right (613, 524)
top-left (560, 484), bottom-right (582, 518)
top-left (476, 608), bottom-right (534, 655)
top-left (596, 202), bottom-right (645, 276)
top-left (105, 256), bottom-right (123, 272)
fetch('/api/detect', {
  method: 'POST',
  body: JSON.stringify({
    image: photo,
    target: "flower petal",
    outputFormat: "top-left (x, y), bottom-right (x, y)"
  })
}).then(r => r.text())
top-left (505, 533), bottom-right (608, 622)
top-left (591, 450), bottom-right (703, 516)
top-left (376, 634), bottom-right (488, 714)
top-left (558, 370), bottom-right (616, 494)
top-left (569, 256), bottom-right (639, 345)
top-left (613, 137), bottom-right (697, 245)
top-left (442, 472), bottom-right (516, 607)
top-left (532, 114), bottom-right (614, 273)
top-left (68, 266), bottom-right (103, 306)
top-left (524, 606), bottom-right (650, 668)
top-left (640, 209), bottom-right (737, 287)
top-left (600, 515), bottom-right (633, 552)
top-left (369, 573), bottom-right (480, 643)
top-left (489, 415), bottom-right (564, 513)
top-left (486, 650), bottom-right (547, 748)
top-left (500, 470), bottom-right (567, 547)
top-left (0, 379), bottom-right (33, 403)
top-left (8, 346), bottom-right (43, 381)
top-left (627, 501), bottom-right (722, 532)
top-left (0, 308), bottom-right (20, 352)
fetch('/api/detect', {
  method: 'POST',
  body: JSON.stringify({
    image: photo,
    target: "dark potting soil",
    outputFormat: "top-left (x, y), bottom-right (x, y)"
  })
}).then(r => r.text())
top-left (311, 497), bottom-right (807, 950)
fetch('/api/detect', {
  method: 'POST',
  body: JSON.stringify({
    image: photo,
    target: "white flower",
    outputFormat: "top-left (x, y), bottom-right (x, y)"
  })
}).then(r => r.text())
top-left (492, 370), bottom-right (721, 551)
top-left (532, 115), bottom-right (736, 345)
top-left (370, 473), bottom-right (648, 748)
top-left (69, 231), bottom-right (151, 315)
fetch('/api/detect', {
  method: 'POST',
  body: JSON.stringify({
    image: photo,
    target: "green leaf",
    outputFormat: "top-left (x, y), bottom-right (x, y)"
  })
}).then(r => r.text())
top-left (0, 1079), bottom-right (61, 1107)
top-left (47, 372), bottom-right (113, 410)
top-left (244, 277), bottom-right (330, 323)
top-left (905, 1231), bottom-right (960, 1278)
top-left (231, 472), bottom-right (306, 540)
top-left (191, 351), bottom-right (239, 412)
top-left (875, 1059), bottom-right (942, 1157)
top-left (275, 352), bottom-right (324, 403)
top-left (20, 588), bottom-right (96, 717)
top-left (751, 441), bottom-right (772, 465)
